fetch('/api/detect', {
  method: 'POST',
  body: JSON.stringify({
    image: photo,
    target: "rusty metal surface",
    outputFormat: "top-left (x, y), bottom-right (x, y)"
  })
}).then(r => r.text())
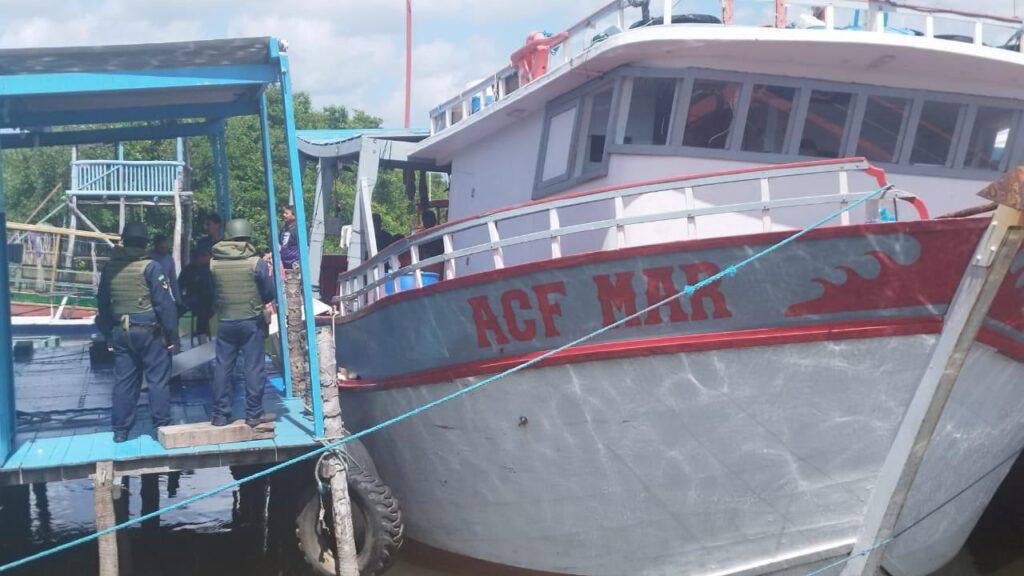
top-left (978, 166), bottom-right (1024, 210)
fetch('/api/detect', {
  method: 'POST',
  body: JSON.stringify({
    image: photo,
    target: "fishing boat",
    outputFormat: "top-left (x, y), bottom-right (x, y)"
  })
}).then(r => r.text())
top-left (331, 2), bottom-right (1024, 574)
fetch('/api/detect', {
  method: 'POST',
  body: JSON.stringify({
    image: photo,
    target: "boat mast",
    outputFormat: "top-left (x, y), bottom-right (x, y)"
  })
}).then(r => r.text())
top-left (405, 0), bottom-right (412, 129)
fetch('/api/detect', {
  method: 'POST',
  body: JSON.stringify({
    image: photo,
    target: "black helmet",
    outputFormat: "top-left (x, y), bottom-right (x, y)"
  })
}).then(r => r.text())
top-left (121, 222), bottom-right (148, 243)
top-left (225, 218), bottom-right (253, 241)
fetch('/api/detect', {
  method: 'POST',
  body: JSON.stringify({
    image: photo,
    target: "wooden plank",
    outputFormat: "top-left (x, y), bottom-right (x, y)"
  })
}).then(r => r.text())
top-left (1, 435), bottom-right (37, 476)
top-left (42, 433), bottom-right (76, 468)
top-left (5, 221), bottom-right (120, 241)
top-left (94, 461), bottom-right (118, 576)
top-left (158, 420), bottom-right (275, 450)
top-left (64, 432), bottom-right (98, 471)
top-left (88, 432), bottom-right (117, 464)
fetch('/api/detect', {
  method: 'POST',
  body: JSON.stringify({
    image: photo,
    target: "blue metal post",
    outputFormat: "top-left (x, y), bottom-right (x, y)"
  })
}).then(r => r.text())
top-left (0, 141), bottom-right (16, 463)
top-left (259, 92), bottom-right (293, 397)
top-left (278, 52), bottom-right (324, 437)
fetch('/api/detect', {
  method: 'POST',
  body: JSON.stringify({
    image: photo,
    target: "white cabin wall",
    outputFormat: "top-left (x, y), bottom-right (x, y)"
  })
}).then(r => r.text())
top-left (447, 109), bottom-right (546, 276)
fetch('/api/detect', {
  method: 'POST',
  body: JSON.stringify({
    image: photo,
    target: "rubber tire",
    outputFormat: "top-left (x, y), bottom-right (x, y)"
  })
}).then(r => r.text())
top-left (295, 464), bottom-right (403, 576)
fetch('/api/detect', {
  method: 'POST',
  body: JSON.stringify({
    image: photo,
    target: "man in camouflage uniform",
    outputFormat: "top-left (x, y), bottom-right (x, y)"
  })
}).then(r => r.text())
top-left (210, 218), bottom-right (276, 427)
top-left (96, 222), bottom-right (180, 443)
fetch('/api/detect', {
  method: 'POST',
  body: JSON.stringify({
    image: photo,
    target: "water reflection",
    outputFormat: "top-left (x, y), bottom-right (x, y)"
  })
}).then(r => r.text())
top-left (0, 457), bottom-right (1020, 576)
top-left (0, 467), bottom-right (311, 576)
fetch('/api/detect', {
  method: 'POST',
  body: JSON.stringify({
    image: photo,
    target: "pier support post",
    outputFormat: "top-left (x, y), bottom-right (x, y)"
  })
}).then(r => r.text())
top-left (140, 474), bottom-right (160, 532)
top-left (842, 171), bottom-right (1024, 576)
top-left (285, 268), bottom-right (310, 411)
top-left (316, 325), bottom-right (359, 576)
top-left (94, 461), bottom-right (119, 576)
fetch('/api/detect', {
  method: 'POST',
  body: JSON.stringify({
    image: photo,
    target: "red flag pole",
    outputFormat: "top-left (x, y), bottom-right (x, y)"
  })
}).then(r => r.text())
top-left (405, 0), bottom-right (412, 129)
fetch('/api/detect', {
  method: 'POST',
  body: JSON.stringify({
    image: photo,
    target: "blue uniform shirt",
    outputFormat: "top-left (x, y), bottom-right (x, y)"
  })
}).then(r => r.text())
top-left (254, 258), bottom-right (276, 304)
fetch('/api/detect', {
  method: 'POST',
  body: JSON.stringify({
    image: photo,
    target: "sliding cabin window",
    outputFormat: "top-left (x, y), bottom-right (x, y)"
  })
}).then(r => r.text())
top-left (538, 103), bottom-right (579, 184)
top-left (534, 66), bottom-right (1024, 198)
top-left (798, 90), bottom-right (855, 158)
top-left (683, 79), bottom-right (742, 150)
top-left (742, 85), bottom-right (798, 154)
top-left (622, 77), bottom-right (677, 146)
top-left (910, 101), bottom-right (965, 167)
top-left (580, 87), bottom-right (615, 175)
top-left (534, 80), bottom-right (618, 198)
top-left (856, 95), bottom-right (912, 163)
top-left (964, 106), bottom-right (1019, 171)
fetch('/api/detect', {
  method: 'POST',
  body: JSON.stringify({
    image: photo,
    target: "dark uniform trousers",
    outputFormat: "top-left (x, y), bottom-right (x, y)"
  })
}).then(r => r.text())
top-left (212, 317), bottom-right (266, 422)
top-left (111, 324), bottom-right (172, 434)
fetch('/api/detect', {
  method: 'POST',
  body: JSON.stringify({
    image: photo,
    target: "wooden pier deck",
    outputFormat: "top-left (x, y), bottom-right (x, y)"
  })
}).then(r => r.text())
top-left (0, 343), bottom-right (318, 486)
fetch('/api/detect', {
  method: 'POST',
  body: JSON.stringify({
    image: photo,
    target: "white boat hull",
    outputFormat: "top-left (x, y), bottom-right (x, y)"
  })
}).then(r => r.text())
top-left (343, 336), bottom-right (1024, 575)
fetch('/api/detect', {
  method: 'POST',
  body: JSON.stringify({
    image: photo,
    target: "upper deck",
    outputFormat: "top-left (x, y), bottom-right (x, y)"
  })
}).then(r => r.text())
top-left (422, 0), bottom-right (1023, 155)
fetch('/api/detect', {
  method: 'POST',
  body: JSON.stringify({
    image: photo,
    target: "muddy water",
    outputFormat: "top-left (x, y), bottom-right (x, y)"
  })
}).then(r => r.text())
top-left (0, 456), bottom-right (1021, 576)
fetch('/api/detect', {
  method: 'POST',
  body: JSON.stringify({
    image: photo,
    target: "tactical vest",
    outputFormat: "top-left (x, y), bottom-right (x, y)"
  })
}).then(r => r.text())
top-left (210, 243), bottom-right (263, 321)
top-left (107, 247), bottom-right (154, 317)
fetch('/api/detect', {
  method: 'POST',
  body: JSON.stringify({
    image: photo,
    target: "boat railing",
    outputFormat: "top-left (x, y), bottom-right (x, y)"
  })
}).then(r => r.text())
top-left (71, 160), bottom-right (185, 196)
top-left (337, 158), bottom-right (923, 314)
top-left (428, 0), bottom-right (1024, 135)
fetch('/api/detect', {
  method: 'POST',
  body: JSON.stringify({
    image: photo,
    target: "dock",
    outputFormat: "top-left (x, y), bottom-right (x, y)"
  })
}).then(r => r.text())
top-left (0, 343), bottom-right (317, 487)
top-left (0, 36), bottom-right (334, 574)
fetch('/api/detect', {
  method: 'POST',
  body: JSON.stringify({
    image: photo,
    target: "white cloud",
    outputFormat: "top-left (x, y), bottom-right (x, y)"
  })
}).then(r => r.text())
top-left (0, 0), bottom-right (1019, 128)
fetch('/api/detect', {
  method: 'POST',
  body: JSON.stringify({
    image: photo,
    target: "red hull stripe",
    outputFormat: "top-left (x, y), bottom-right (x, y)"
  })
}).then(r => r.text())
top-left (341, 316), bottom-right (946, 390)
top-left (338, 218), bottom-right (989, 324)
top-left (978, 328), bottom-right (1024, 362)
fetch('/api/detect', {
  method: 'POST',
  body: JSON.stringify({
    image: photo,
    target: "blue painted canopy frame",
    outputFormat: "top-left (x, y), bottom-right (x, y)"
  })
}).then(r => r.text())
top-left (0, 36), bottom-right (326, 461)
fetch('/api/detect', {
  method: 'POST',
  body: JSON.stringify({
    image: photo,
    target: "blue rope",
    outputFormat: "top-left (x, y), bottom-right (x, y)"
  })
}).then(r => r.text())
top-left (0, 185), bottom-right (891, 573)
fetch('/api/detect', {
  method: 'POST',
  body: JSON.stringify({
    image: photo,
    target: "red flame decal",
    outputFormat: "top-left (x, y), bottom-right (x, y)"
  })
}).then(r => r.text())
top-left (787, 232), bottom-right (977, 317)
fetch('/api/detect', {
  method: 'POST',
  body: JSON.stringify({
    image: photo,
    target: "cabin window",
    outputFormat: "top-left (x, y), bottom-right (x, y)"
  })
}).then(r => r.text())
top-left (741, 85), bottom-right (797, 154)
top-left (964, 106), bottom-right (1018, 170)
top-left (540, 106), bottom-right (578, 182)
top-left (582, 88), bottom-right (614, 173)
top-left (799, 90), bottom-right (854, 158)
top-left (536, 67), bottom-right (1024, 198)
top-left (856, 95), bottom-right (911, 163)
top-left (910, 101), bottom-right (964, 166)
top-left (683, 79), bottom-right (742, 150)
top-left (623, 77), bottom-right (676, 145)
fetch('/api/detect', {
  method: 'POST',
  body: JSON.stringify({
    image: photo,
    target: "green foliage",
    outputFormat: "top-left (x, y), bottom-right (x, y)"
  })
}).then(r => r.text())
top-left (1, 87), bottom-right (420, 256)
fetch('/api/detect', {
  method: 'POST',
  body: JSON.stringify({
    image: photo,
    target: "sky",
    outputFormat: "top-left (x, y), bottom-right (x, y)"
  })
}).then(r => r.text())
top-left (0, 0), bottom-right (1019, 129)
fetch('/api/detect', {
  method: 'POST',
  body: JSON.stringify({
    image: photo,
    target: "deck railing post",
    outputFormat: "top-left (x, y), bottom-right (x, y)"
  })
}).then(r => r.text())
top-left (759, 179), bottom-right (772, 232)
top-left (442, 233), bottom-right (456, 279)
top-left (278, 47), bottom-right (324, 438)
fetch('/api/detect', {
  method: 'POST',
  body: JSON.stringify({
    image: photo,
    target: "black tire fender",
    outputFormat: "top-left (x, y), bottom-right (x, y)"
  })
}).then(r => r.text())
top-left (295, 454), bottom-right (403, 576)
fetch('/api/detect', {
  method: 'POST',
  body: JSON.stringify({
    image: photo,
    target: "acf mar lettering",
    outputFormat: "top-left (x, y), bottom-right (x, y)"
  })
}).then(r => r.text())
top-left (466, 261), bottom-right (732, 349)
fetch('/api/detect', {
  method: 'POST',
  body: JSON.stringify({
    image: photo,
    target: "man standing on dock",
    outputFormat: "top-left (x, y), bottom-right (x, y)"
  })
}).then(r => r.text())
top-left (96, 222), bottom-right (180, 443)
top-left (209, 218), bottom-right (276, 428)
